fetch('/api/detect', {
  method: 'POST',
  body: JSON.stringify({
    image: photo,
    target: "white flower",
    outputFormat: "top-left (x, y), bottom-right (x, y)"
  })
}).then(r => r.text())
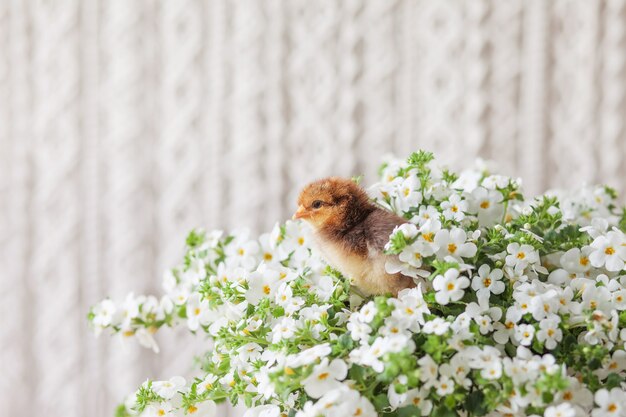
top-left (270, 317), bottom-right (298, 343)
top-left (186, 294), bottom-right (212, 331)
top-left (441, 194), bottom-right (468, 222)
top-left (92, 299), bottom-right (117, 332)
top-left (186, 400), bottom-right (217, 416)
top-left (514, 323), bottom-right (535, 346)
top-left (136, 328), bottom-right (159, 353)
top-left (433, 269), bottom-right (470, 305)
top-left (243, 405), bottom-right (281, 417)
top-left (505, 243), bottom-right (540, 271)
top-left (592, 388), bottom-right (626, 417)
top-left (471, 264), bottom-right (505, 298)
top-left (301, 358), bottom-right (348, 398)
top-left (246, 264), bottom-right (281, 305)
top-left (196, 374), bottom-right (219, 395)
top-left (359, 302), bottom-right (377, 323)
top-left (396, 176), bottom-right (423, 213)
top-left (536, 317), bottom-right (562, 349)
top-left (225, 231), bottom-right (260, 270)
top-left (434, 228), bottom-right (477, 260)
top-left (143, 402), bottom-right (174, 417)
top-left (287, 344), bottom-right (331, 367)
top-left (423, 317), bottom-right (451, 335)
top-left (544, 403), bottom-right (576, 417)
top-left (403, 388), bottom-right (433, 416)
top-left (152, 376), bottom-right (186, 399)
top-left (417, 354), bottom-right (439, 388)
top-left (589, 230), bottom-right (626, 272)
top-left (412, 205), bottom-right (440, 227)
top-left (560, 247), bottom-right (593, 274)
top-left (434, 376), bottom-right (455, 396)
top-left (237, 343), bottom-right (262, 363)
top-left (471, 186), bottom-right (504, 227)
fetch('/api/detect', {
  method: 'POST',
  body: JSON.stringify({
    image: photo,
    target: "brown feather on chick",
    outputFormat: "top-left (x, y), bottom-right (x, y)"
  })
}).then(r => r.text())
top-left (293, 177), bottom-right (416, 297)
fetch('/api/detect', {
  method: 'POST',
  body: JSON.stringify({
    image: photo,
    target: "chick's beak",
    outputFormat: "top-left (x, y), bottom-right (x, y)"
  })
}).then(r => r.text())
top-left (293, 205), bottom-right (309, 220)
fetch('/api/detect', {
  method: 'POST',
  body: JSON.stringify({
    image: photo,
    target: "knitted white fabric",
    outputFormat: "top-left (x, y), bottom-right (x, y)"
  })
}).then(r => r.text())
top-left (1, 2), bottom-right (626, 416)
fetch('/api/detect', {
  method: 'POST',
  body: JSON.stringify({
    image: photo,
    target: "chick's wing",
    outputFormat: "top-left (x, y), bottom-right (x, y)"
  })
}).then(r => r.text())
top-left (363, 208), bottom-right (408, 253)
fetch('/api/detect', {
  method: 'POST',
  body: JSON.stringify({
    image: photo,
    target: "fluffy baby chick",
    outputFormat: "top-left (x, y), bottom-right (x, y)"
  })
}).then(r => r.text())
top-left (294, 177), bottom-right (416, 297)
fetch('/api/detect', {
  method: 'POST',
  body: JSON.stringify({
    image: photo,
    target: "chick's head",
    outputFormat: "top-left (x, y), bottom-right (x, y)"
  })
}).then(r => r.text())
top-left (293, 177), bottom-right (373, 231)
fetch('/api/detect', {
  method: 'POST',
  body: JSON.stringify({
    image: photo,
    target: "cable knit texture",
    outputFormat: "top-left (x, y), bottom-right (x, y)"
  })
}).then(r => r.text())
top-left (2, 1), bottom-right (626, 416)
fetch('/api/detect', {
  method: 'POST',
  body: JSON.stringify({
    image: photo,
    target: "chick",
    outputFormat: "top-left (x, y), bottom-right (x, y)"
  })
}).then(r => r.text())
top-left (293, 177), bottom-right (416, 297)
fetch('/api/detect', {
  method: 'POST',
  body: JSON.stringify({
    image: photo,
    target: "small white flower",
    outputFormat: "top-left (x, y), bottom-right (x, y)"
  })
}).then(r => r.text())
top-left (423, 317), bottom-right (451, 335)
top-left (592, 388), bottom-right (626, 417)
top-left (152, 376), bottom-right (186, 400)
top-left (417, 354), bottom-right (439, 388)
top-left (395, 176), bottom-right (423, 213)
top-left (403, 388), bottom-right (433, 416)
top-left (514, 323), bottom-right (535, 346)
top-left (536, 317), bottom-right (562, 349)
top-left (441, 194), bottom-right (468, 222)
top-left (433, 269), bottom-right (470, 305)
top-left (434, 228), bottom-right (477, 260)
top-left (186, 294), bottom-right (212, 331)
top-left (589, 230), bottom-right (626, 272)
top-left (301, 358), bottom-right (348, 398)
top-left (544, 403), bottom-right (576, 417)
top-left (243, 405), bottom-right (281, 417)
top-left (506, 243), bottom-right (540, 271)
top-left (471, 186), bottom-right (504, 227)
top-left (471, 264), bottom-right (505, 298)
top-left (434, 376), bottom-right (455, 396)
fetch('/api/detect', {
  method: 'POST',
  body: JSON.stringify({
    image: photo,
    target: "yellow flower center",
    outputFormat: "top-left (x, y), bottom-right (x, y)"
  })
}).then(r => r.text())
top-left (263, 285), bottom-right (271, 295)
top-left (563, 392), bottom-right (572, 401)
top-left (158, 409), bottom-right (166, 416)
top-left (354, 408), bottom-right (363, 416)
top-left (447, 243), bottom-right (457, 253)
top-left (298, 237), bottom-right (305, 246)
top-left (237, 248), bottom-right (245, 256)
top-left (422, 232), bottom-right (434, 242)
top-left (516, 252), bottom-right (526, 259)
top-left (264, 253), bottom-right (273, 261)
top-left (483, 278), bottom-right (492, 287)
top-left (547, 329), bottom-right (555, 337)
top-left (608, 403), bottom-right (617, 412)
top-left (188, 406), bottom-right (198, 414)
top-left (414, 253), bottom-right (421, 260)
top-left (579, 256), bottom-right (589, 266)
top-left (606, 247), bottom-right (616, 255)
top-left (451, 205), bottom-right (458, 213)
top-left (194, 308), bottom-right (201, 316)
top-left (284, 367), bottom-right (295, 376)
top-left (318, 372), bottom-right (329, 380)
top-left (480, 201), bottom-right (490, 209)
top-left (447, 283), bottom-right (455, 291)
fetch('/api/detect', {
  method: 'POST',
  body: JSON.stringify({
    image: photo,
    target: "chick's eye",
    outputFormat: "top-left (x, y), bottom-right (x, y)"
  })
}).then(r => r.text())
top-left (311, 200), bottom-right (323, 209)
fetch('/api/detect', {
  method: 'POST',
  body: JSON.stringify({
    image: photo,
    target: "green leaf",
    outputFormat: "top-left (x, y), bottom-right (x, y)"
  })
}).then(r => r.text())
top-left (465, 391), bottom-right (488, 416)
top-left (397, 405), bottom-right (422, 417)
top-left (432, 405), bottom-right (458, 417)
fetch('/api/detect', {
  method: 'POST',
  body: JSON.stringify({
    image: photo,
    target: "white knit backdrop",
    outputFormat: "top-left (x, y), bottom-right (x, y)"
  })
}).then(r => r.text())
top-left (1, 1), bottom-right (626, 416)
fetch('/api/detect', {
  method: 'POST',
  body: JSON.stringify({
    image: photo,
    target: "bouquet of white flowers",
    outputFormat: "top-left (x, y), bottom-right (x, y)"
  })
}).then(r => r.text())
top-left (90, 151), bottom-right (626, 417)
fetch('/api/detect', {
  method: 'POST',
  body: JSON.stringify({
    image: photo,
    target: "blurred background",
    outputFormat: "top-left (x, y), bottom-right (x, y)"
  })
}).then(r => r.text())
top-left (1, 1), bottom-right (626, 416)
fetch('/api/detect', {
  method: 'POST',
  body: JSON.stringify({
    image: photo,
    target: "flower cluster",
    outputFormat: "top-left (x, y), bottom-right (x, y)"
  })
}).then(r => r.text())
top-left (90, 151), bottom-right (626, 417)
